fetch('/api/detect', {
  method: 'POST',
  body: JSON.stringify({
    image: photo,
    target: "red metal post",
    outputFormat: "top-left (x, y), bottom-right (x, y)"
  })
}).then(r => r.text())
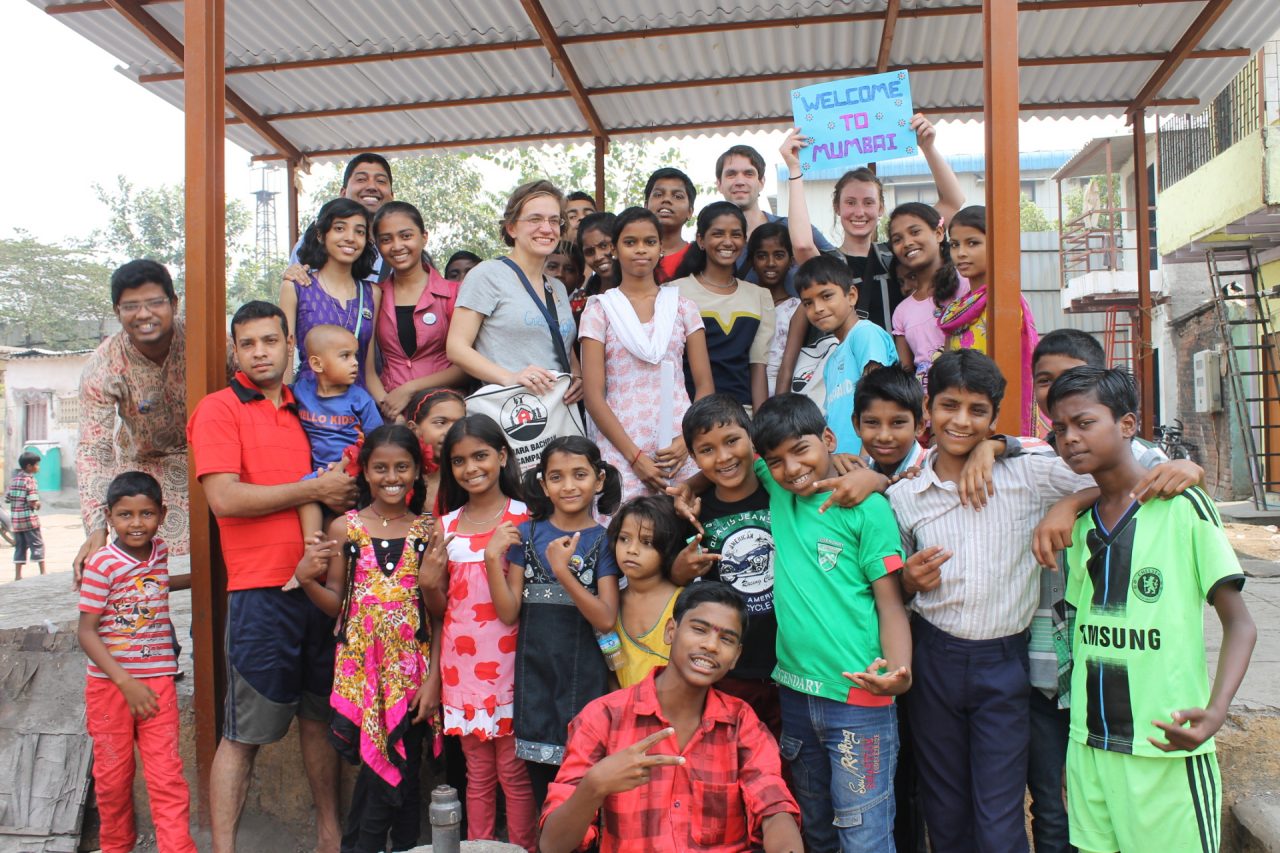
top-left (287, 158), bottom-right (300, 248)
top-left (1132, 111), bottom-right (1155, 438)
top-left (184, 0), bottom-right (227, 824)
top-left (983, 0), bottom-right (1023, 435)
top-left (594, 137), bottom-right (607, 211)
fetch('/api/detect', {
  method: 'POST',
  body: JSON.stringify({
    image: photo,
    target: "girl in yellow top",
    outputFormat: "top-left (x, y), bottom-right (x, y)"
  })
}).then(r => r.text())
top-left (607, 496), bottom-right (685, 688)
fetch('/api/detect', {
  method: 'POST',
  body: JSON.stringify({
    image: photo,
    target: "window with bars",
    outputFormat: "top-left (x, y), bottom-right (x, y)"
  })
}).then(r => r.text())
top-left (1159, 55), bottom-right (1261, 190)
top-left (56, 395), bottom-right (80, 426)
top-left (23, 399), bottom-right (48, 442)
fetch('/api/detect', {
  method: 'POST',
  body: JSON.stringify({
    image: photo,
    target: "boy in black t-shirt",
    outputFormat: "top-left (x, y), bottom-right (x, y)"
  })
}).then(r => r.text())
top-left (671, 394), bottom-right (781, 736)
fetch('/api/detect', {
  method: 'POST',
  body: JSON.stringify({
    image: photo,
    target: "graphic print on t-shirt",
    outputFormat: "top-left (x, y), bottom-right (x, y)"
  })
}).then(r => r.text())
top-left (699, 491), bottom-right (778, 680)
top-left (1067, 489), bottom-right (1245, 758)
top-left (704, 507), bottom-right (774, 614)
top-left (718, 524), bottom-right (775, 604)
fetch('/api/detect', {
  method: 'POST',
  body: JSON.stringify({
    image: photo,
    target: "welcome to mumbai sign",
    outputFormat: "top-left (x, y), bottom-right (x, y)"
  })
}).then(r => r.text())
top-left (790, 70), bottom-right (918, 173)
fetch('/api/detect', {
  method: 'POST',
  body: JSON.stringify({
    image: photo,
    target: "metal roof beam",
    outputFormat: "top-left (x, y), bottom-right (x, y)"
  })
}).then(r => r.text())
top-left (46, 0), bottom-right (171, 13)
top-left (137, 39), bottom-right (544, 83)
top-left (876, 0), bottom-right (902, 72)
top-left (101, 0), bottom-right (302, 160)
top-left (247, 97), bottom-right (1198, 162)
top-left (1130, 0), bottom-right (1236, 112)
top-left (518, 0), bottom-right (607, 141)
top-left (128, 0), bottom-right (1204, 84)
top-left (225, 53), bottom-right (1241, 126)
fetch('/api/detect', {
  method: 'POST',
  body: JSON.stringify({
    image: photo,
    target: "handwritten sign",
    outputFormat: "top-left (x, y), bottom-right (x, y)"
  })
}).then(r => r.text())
top-left (790, 70), bottom-right (917, 172)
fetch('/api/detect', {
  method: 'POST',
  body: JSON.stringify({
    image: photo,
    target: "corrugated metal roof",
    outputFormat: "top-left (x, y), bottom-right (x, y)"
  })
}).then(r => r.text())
top-left (1053, 135), bottom-right (1142, 181)
top-left (29, 0), bottom-right (1280, 162)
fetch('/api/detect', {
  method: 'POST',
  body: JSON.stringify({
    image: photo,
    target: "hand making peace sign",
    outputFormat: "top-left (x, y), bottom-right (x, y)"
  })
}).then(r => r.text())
top-left (584, 727), bottom-right (686, 798)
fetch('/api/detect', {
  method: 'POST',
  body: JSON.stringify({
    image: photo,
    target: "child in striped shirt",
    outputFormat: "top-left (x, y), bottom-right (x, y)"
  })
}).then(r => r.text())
top-left (77, 472), bottom-right (195, 853)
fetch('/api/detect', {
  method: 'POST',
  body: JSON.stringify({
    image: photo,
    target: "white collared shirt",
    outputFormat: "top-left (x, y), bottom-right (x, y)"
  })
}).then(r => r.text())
top-left (888, 445), bottom-right (1095, 640)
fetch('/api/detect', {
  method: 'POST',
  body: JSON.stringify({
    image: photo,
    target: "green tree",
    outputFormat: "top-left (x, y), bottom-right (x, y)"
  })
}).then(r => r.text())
top-left (304, 141), bottom-right (700, 261)
top-left (92, 176), bottom-right (252, 297)
top-left (308, 153), bottom-right (506, 261)
top-left (0, 232), bottom-right (115, 348)
top-left (228, 251), bottom-right (287, 306)
top-left (488, 140), bottom-right (697, 210)
top-left (1062, 175), bottom-right (1121, 229)
top-left (1019, 193), bottom-right (1055, 232)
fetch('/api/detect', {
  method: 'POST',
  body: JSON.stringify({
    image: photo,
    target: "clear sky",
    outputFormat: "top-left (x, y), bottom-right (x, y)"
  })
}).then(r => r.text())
top-left (5, 0), bottom-right (1131, 248)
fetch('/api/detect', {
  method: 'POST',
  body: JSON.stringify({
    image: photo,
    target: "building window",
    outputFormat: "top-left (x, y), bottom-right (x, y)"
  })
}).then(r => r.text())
top-left (57, 395), bottom-right (80, 426)
top-left (23, 398), bottom-right (48, 442)
top-left (1021, 180), bottom-right (1038, 203)
top-left (891, 184), bottom-right (933, 205)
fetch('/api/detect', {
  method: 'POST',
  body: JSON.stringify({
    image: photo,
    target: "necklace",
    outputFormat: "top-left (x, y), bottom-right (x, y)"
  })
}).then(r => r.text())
top-left (369, 507), bottom-right (409, 528)
top-left (696, 272), bottom-right (737, 290)
top-left (462, 500), bottom-right (506, 526)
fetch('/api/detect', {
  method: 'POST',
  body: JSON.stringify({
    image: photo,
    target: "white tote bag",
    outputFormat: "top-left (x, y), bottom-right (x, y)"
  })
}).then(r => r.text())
top-left (790, 334), bottom-right (838, 409)
top-left (465, 373), bottom-right (585, 472)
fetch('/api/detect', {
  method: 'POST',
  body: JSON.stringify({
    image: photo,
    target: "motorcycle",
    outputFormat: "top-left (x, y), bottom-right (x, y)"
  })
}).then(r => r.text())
top-left (0, 507), bottom-right (13, 546)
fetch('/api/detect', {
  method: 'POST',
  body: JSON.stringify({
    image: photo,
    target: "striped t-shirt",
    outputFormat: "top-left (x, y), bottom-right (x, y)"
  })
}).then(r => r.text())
top-left (78, 539), bottom-right (178, 679)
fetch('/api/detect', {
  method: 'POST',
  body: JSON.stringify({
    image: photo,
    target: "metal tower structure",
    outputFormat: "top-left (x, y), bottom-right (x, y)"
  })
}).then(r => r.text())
top-left (253, 167), bottom-right (279, 278)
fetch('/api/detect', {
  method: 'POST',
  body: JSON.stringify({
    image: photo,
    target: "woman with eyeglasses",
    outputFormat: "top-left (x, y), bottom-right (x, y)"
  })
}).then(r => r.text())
top-left (447, 180), bottom-right (584, 404)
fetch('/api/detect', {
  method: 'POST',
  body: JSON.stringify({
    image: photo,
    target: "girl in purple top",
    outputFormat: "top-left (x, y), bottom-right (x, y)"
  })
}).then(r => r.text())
top-left (371, 201), bottom-right (466, 421)
top-left (280, 197), bottom-right (382, 395)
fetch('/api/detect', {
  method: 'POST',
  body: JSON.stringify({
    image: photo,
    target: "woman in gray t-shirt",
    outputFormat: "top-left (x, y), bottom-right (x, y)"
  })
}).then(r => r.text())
top-left (447, 180), bottom-right (584, 404)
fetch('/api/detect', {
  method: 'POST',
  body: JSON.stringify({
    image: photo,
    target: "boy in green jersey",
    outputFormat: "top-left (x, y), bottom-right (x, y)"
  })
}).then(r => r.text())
top-left (1027, 328), bottom-right (1204, 853)
top-left (750, 393), bottom-right (911, 853)
top-left (1048, 366), bottom-right (1255, 853)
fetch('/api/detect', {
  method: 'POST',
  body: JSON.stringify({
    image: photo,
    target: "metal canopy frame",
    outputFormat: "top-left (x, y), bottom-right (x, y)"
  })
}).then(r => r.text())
top-left (37, 0), bottom-right (1273, 822)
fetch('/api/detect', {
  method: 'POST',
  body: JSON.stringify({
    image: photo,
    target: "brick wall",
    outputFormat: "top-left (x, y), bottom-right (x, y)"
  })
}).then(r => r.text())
top-left (1171, 303), bottom-right (1252, 501)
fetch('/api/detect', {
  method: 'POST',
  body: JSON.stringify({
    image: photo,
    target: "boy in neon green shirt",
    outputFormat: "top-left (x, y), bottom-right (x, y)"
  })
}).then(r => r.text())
top-left (1049, 366), bottom-right (1255, 853)
top-left (750, 392), bottom-right (910, 853)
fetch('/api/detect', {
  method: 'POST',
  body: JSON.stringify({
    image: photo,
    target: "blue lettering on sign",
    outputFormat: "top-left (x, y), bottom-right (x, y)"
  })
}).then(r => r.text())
top-left (797, 80), bottom-right (903, 113)
top-left (791, 70), bottom-right (917, 171)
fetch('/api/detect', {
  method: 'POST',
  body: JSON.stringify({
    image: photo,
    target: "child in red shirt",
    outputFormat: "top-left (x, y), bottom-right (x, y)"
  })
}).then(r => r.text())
top-left (76, 472), bottom-right (195, 853)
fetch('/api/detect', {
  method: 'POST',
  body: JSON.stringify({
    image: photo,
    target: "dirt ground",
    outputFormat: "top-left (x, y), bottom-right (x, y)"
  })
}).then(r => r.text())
top-left (1225, 521), bottom-right (1280, 560)
top-left (0, 510), bottom-right (82, 585)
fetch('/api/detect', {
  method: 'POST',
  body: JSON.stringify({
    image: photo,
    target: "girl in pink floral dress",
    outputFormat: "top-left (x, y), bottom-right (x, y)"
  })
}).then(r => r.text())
top-left (435, 415), bottom-right (536, 851)
top-left (580, 208), bottom-right (714, 501)
top-left (292, 424), bottom-right (441, 852)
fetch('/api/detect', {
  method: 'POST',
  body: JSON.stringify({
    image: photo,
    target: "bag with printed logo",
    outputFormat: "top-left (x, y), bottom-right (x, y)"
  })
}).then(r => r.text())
top-left (465, 373), bottom-right (585, 473)
top-left (790, 334), bottom-right (838, 410)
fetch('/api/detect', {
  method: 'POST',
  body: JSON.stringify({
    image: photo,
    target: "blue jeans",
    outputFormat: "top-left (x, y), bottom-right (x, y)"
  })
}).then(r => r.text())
top-left (1027, 688), bottom-right (1075, 853)
top-left (778, 687), bottom-right (898, 852)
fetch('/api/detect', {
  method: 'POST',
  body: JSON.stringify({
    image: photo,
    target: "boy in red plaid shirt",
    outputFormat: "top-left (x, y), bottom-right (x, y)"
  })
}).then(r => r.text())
top-left (6, 452), bottom-right (44, 580)
top-left (540, 582), bottom-right (802, 853)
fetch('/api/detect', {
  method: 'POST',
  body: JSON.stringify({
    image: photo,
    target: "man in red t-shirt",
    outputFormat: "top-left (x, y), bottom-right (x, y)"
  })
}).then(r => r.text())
top-left (187, 300), bottom-right (356, 853)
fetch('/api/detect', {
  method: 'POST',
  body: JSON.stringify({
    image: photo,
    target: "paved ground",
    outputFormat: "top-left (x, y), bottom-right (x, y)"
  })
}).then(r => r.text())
top-left (0, 489), bottom-right (194, 675)
top-left (2, 491), bottom-right (1275, 850)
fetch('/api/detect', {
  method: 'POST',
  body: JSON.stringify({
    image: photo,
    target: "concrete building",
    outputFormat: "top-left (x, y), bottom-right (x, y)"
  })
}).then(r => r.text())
top-left (1055, 38), bottom-right (1280, 502)
top-left (1, 348), bottom-right (91, 489)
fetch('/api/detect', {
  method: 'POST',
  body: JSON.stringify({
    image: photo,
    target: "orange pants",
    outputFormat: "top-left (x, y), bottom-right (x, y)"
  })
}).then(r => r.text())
top-left (85, 675), bottom-right (196, 853)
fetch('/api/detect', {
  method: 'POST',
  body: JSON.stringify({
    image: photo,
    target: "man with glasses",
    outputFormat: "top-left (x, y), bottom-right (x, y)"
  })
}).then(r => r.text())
top-left (73, 259), bottom-right (188, 580)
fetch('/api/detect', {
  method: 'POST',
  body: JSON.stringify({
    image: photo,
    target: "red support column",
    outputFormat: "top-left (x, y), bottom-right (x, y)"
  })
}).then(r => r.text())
top-left (287, 158), bottom-right (300, 248)
top-left (1131, 111), bottom-right (1155, 439)
top-left (983, 0), bottom-right (1023, 435)
top-left (594, 136), bottom-right (607, 211)
top-left (184, 0), bottom-right (227, 824)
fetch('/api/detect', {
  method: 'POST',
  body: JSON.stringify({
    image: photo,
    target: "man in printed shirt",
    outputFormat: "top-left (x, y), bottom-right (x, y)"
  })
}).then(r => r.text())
top-left (74, 260), bottom-right (188, 579)
top-left (539, 582), bottom-right (802, 853)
